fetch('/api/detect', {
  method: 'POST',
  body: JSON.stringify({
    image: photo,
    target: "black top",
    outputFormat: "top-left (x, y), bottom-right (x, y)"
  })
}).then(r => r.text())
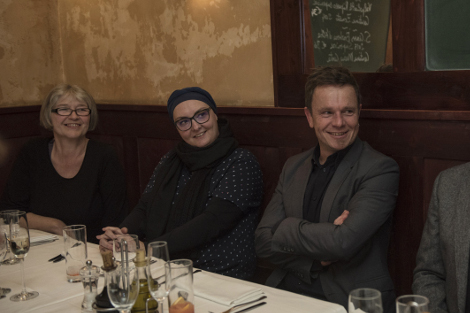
top-left (122, 148), bottom-right (263, 279)
top-left (282, 144), bottom-right (351, 299)
top-left (0, 138), bottom-right (128, 243)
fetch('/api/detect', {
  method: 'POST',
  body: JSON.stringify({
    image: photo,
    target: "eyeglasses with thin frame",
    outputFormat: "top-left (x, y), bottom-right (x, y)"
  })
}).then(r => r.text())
top-left (174, 108), bottom-right (211, 131)
top-left (51, 108), bottom-right (91, 116)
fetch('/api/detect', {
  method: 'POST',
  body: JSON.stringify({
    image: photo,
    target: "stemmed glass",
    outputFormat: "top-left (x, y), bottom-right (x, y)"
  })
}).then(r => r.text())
top-left (0, 228), bottom-right (11, 298)
top-left (348, 288), bottom-right (383, 313)
top-left (147, 241), bottom-right (170, 313)
top-left (0, 210), bottom-right (20, 266)
top-left (9, 211), bottom-right (39, 301)
top-left (107, 236), bottom-right (140, 313)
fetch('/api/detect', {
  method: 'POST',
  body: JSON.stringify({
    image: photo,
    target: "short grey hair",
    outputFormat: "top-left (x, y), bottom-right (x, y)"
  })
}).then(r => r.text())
top-left (40, 84), bottom-right (98, 131)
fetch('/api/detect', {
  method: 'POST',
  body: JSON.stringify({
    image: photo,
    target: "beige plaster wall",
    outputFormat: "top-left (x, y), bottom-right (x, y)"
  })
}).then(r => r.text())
top-left (0, 0), bottom-right (62, 107)
top-left (0, 0), bottom-right (273, 107)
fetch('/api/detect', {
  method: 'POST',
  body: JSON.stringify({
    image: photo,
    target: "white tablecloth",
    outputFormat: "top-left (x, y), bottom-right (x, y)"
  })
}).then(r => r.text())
top-left (0, 230), bottom-right (347, 313)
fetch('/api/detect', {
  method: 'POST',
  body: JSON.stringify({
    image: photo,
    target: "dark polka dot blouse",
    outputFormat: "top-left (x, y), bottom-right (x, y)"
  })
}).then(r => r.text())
top-left (144, 148), bottom-right (263, 279)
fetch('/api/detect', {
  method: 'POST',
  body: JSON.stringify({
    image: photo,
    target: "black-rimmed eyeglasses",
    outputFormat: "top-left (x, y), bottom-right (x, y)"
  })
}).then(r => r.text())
top-left (51, 108), bottom-right (91, 116)
top-left (174, 108), bottom-right (211, 131)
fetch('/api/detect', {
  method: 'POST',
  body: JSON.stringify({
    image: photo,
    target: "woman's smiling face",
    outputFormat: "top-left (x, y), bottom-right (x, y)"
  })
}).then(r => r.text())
top-left (173, 99), bottom-right (219, 148)
top-left (51, 94), bottom-right (90, 140)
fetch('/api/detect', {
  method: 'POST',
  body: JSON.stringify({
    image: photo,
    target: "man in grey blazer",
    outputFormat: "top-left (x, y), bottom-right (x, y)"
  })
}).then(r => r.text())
top-left (255, 66), bottom-right (399, 312)
top-left (413, 163), bottom-right (470, 313)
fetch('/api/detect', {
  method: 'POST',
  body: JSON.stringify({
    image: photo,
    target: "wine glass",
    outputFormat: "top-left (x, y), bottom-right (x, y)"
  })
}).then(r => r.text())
top-left (147, 241), bottom-right (170, 313)
top-left (9, 210), bottom-right (39, 301)
top-left (396, 295), bottom-right (429, 313)
top-left (107, 236), bottom-right (140, 313)
top-left (348, 288), bottom-right (383, 313)
top-left (0, 230), bottom-right (11, 298)
top-left (0, 210), bottom-right (20, 266)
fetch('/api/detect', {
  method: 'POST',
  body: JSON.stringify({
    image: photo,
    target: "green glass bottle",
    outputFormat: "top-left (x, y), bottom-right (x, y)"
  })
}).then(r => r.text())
top-left (132, 249), bottom-right (158, 313)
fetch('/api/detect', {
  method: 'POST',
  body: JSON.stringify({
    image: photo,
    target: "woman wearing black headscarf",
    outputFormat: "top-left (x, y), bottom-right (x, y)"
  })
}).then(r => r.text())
top-left (98, 87), bottom-right (263, 279)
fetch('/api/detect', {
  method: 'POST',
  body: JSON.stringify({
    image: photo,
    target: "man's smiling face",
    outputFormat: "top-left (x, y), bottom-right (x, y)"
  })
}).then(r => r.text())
top-left (304, 84), bottom-right (361, 164)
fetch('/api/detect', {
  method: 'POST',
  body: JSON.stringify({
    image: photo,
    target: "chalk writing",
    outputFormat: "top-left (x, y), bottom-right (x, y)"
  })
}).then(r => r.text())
top-left (309, 0), bottom-right (389, 70)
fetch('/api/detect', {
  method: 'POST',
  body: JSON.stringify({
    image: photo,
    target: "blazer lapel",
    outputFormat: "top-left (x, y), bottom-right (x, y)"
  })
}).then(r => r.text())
top-left (319, 139), bottom-right (363, 222)
top-left (453, 180), bottom-right (470, 313)
top-left (287, 153), bottom-right (312, 218)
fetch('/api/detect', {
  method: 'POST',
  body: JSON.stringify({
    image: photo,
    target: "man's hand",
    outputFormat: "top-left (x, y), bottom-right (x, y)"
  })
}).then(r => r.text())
top-left (96, 226), bottom-right (128, 250)
top-left (333, 210), bottom-right (350, 225)
top-left (322, 210), bottom-right (350, 266)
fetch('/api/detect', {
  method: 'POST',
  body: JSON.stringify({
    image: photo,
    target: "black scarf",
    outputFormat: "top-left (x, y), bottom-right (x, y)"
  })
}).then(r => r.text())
top-left (145, 118), bottom-right (238, 241)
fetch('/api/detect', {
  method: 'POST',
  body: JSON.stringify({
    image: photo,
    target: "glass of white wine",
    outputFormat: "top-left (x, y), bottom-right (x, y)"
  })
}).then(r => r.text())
top-left (9, 211), bottom-right (39, 301)
top-left (0, 210), bottom-right (20, 266)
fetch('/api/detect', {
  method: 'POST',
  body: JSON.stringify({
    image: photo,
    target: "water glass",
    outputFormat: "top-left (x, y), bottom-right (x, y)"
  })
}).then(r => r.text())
top-left (0, 210), bottom-right (20, 266)
top-left (396, 295), bottom-right (429, 313)
top-left (349, 288), bottom-right (383, 313)
top-left (113, 234), bottom-right (139, 264)
top-left (166, 259), bottom-right (195, 313)
top-left (63, 225), bottom-right (87, 282)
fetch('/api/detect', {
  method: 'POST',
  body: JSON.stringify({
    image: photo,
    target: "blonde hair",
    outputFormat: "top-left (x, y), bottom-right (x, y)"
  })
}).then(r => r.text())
top-left (40, 84), bottom-right (98, 131)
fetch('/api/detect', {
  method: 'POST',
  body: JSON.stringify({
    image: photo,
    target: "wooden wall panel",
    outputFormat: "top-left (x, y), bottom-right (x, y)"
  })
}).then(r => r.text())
top-left (389, 156), bottom-right (424, 296)
top-left (390, 0), bottom-right (425, 72)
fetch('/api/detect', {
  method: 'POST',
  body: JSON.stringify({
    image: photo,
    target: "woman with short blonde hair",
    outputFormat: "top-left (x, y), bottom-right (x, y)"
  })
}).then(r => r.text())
top-left (0, 84), bottom-right (128, 243)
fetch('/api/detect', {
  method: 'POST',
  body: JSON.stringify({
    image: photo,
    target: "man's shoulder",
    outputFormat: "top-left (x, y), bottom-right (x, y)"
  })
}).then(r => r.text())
top-left (285, 148), bottom-right (314, 167)
top-left (436, 162), bottom-right (470, 185)
top-left (355, 141), bottom-right (398, 170)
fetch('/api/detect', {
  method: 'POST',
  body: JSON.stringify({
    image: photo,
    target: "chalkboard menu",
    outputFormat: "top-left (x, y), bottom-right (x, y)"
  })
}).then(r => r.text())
top-left (308, 0), bottom-right (391, 72)
top-left (425, 0), bottom-right (470, 71)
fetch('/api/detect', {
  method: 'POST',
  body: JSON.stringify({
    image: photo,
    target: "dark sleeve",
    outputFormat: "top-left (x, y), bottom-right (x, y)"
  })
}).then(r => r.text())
top-left (98, 144), bottom-right (129, 229)
top-left (120, 153), bottom-right (171, 239)
top-left (120, 190), bottom-right (151, 239)
top-left (157, 197), bottom-right (243, 254)
top-left (271, 156), bottom-right (399, 261)
top-left (0, 141), bottom-right (34, 212)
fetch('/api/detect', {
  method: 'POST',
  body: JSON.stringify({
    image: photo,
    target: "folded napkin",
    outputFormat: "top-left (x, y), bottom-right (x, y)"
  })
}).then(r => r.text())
top-left (193, 271), bottom-right (265, 307)
top-left (30, 234), bottom-right (59, 246)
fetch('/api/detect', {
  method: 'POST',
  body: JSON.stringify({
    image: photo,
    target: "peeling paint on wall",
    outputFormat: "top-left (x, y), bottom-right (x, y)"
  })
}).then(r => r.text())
top-left (60, 0), bottom-right (273, 106)
top-left (0, 0), bottom-right (62, 107)
top-left (0, 0), bottom-right (273, 107)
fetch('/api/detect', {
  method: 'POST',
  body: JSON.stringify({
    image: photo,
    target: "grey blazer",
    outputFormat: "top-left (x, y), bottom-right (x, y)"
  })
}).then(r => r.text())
top-left (413, 162), bottom-right (470, 313)
top-left (255, 138), bottom-right (399, 312)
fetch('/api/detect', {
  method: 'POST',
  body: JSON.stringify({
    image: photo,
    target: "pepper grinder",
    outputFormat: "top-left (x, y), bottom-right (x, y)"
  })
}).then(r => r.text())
top-left (94, 245), bottom-right (118, 312)
top-left (79, 260), bottom-right (100, 312)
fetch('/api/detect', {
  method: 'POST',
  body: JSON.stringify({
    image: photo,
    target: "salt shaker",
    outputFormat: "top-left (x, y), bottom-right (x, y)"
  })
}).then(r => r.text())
top-left (80, 260), bottom-right (100, 312)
